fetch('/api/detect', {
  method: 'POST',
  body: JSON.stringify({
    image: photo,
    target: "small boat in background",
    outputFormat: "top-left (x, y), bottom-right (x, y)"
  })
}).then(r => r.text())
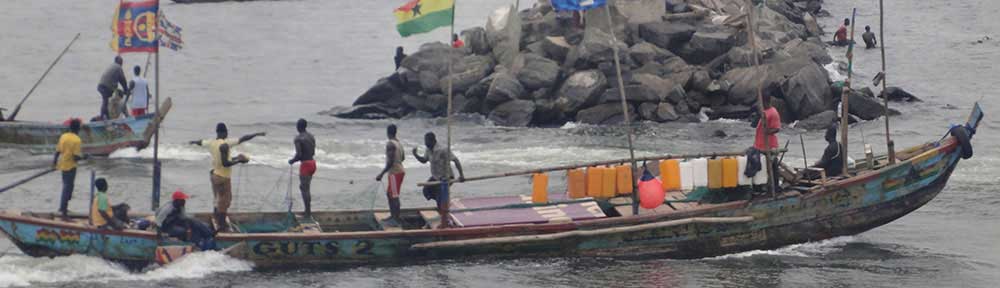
top-left (0, 98), bottom-right (171, 156)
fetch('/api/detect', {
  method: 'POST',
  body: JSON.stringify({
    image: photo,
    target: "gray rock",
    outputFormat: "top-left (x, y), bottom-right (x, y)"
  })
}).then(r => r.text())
top-left (461, 27), bottom-right (490, 55)
top-left (488, 99), bottom-right (536, 127)
top-left (665, 84), bottom-right (687, 105)
top-left (578, 28), bottom-right (630, 65)
top-left (690, 69), bottom-right (712, 92)
top-left (796, 110), bottom-right (838, 130)
top-left (628, 42), bottom-right (674, 65)
top-left (779, 39), bottom-right (832, 65)
top-left (576, 103), bottom-right (637, 125)
top-left (679, 29), bottom-right (736, 65)
top-left (802, 13), bottom-right (822, 37)
top-left (638, 21), bottom-right (696, 51)
top-left (400, 43), bottom-right (464, 77)
top-left (425, 93), bottom-right (448, 115)
top-left (419, 71), bottom-right (441, 94)
top-left (439, 55), bottom-right (495, 94)
top-left (517, 54), bottom-right (561, 90)
top-left (663, 69), bottom-right (694, 90)
top-left (848, 89), bottom-right (885, 120)
top-left (705, 105), bottom-right (753, 120)
top-left (639, 102), bottom-right (658, 121)
top-left (326, 104), bottom-right (406, 120)
top-left (456, 93), bottom-right (483, 114)
top-left (533, 98), bottom-right (563, 125)
top-left (882, 86), bottom-right (923, 102)
top-left (541, 36), bottom-right (572, 62)
top-left (353, 77), bottom-right (401, 106)
top-left (555, 70), bottom-right (608, 115)
top-left (485, 71), bottom-right (525, 106)
top-left (655, 102), bottom-right (681, 122)
top-left (614, 0), bottom-right (666, 24)
top-left (723, 56), bottom-right (814, 105)
top-left (781, 62), bottom-right (832, 119)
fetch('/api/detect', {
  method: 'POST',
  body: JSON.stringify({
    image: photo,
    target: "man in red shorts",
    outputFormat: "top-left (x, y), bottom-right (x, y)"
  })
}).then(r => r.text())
top-left (376, 124), bottom-right (405, 224)
top-left (288, 118), bottom-right (317, 218)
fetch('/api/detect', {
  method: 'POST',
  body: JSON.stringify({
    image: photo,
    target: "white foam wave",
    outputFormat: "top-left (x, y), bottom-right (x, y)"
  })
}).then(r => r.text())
top-left (0, 251), bottom-right (252, 287)
top-left (705, 236), bottom-right (856, 260)
top-left (825, 62), bottom-right (848, 82)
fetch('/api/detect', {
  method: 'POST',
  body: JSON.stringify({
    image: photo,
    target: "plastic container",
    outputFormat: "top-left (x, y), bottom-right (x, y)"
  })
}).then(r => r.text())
top-left (691, 158), bottom-right (709, 188)
top-left (615, 165), bottom-right (633, 195)
top-left (679, 161), bottom-right (694, 191)
top-left (752, 155), bottom-right (769, 185)
top-left (660, 159), bottom-right (681, 192)
top-left (532, 173), bottom-right (549, 203)
top-left (602, 166), bottom-right (616, 198)
top-left (586, 167), bottom-right (603, 198)
top-left (737, 156), bottom-right (752, 186)
top-left (722, 158), bottom-right (739, 188)
top-left (567, 169), bottom-right (587, 199)
top-left (707, 159), bottom-right (723, 189)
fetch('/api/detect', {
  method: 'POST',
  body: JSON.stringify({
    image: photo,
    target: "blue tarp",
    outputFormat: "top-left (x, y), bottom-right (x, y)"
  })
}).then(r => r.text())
top-left (550, 0), bottom-right (607, 11)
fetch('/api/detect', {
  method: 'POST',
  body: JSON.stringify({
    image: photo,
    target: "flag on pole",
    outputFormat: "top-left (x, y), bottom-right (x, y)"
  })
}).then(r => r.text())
top-left (551, 0), bottom-right (607, 11)
top-left (394, 0), bottom-right (455, 37)
top-left (157, 12), bottom-right (183, 51)
top-left (111, 0), bottom-right (159, 53)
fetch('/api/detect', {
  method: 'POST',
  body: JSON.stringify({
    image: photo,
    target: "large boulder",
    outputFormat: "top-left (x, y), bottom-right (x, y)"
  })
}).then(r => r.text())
top-left (781, 62), bottom-right (832, 119)
top-left (325, 103), bottom-right (407, 120)
top-left (802, 12), bottom-right (822, 37)
top-left (485, 71), bottom-right (525, 106)
top-left (418, 71), bottom-right (441, 94)
top-left (796, 110), bottom-right (837, 130)
top-left (517, 54), bottom-right (560, 90)
top-left (778, 38), bottom-right (832, 65)
top-left (678, 29), bottom-right (736, 65)
top-left (638, 21), bottom-right (696, 51)
top-left (488, 99), bottom-right (536, 127)
top-left (614, 0), bottom-right (666, 24)
top-left (400, 43), bottom-right (464, 77)
top-left (578, 28), bottom-right (630, 65)
top-left (486, 5), bottom-right (522, 69)
top-left (532, 98), bottom-right (563, 125)
top-left (655, 102), bottom-right (681, 122)
top-left (460, 27), bottom-right (490, 55)
top-left (638, 102), bottom-right (658, 121)
top-left (722, 56), bottom-right (814, 105)
top-left (541, 36), bottom-right (572, 62)
top-left (439, 55), bottom-right (495, 94)
top-left (353, 77), bottom-right (401, 106)
top-left (882, 86), bottom-right (923, 102)
top-left (555, 70), bottom-right (608, 115)
top-left (576, 103), bottom-right (637, 125)
top-left (848, 89), bottom-right (885, 120)
top-left (628, 42), bottom-right (675, 65)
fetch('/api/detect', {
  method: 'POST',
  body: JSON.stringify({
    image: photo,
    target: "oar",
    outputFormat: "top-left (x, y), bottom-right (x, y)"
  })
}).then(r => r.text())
top-left (0, 168), bottom-right (56, 194)
top-left (7, 33), bottom-right (80, 121)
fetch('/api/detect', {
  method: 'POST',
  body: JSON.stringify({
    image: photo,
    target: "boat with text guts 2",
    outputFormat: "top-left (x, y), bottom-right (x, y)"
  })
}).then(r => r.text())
top-left (0, 103), bottom-right (983, 269)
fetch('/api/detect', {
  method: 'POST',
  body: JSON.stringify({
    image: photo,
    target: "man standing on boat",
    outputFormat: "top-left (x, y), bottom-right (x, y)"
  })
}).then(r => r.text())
top-left (376, 124), bottom-right (405, 224)
top-left (288, 118), bottom-right (316, 218)
top-left (754, 96), bottom-right (781, 191)
top-left (53, 119), bottom-right (86, 219)
top-left (413, 132), bottom-right (464, 228)
top-left (127, 65), bottom-right (151, 117)
top-left (97, 56), bottom-right (129, 120)
top-left (189, 123), bottom-right (265, 232)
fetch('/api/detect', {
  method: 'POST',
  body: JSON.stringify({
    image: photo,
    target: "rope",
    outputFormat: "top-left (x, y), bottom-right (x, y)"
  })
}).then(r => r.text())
top-left (285, 166), bottom-right (294, 213)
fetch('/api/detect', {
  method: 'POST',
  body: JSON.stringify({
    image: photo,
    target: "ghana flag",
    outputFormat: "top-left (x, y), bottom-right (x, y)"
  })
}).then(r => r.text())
top-left (395, 0), bottom-right (454, 37)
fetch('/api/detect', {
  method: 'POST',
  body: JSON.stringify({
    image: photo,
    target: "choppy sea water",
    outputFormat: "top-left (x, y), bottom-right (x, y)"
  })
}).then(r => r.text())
top-left (0, 0), bottom-right (997, 287)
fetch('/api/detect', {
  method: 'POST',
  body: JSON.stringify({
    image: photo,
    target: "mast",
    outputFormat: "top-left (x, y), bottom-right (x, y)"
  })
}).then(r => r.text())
top-left (152, 0), bottom-right (162, 210)
top-left (840, 8), bottom-right (857, 176)
top-left (745, 0), bottom-right (774, 196)
top-left (878, 0), bottom-right (894, 164)
top-left (603, 5), bottom-right (640, 215)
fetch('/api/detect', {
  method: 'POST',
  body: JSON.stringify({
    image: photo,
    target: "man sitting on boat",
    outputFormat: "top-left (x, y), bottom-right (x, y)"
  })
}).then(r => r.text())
top-left (413, 132), bottom-right (464, 228)
top-left (91, 178), bottom-right (125, 230)
top-left (189, 123), bottom-right (264, 232)
top-left (97, 56), bottom-right (129, 120)
top-left (812, 123), bottom-right (844, 178)
top-left (156, 190), bottom-right (217, 251)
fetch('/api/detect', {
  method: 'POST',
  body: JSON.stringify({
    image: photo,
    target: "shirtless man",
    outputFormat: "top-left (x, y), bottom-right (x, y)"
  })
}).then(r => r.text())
top-left (288, 118), bottom-right (317, 218)
top-left (376, 124), bottom-right (405, 223)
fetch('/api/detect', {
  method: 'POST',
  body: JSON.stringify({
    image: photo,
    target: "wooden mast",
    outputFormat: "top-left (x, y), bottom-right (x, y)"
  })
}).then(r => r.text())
top-left (878, 0), bottom-right (895, 164)
top-left (840, 8), bottom-right (857, 176)
top-left (745, 0), bottom-right (774, 196)
top-left (152, 0), bottom-right (162, 210)
top-left (603, 5), bottom-right (640, 215)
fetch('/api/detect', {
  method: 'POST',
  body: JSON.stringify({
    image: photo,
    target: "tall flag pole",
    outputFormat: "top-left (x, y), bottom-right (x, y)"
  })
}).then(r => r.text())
top-left (840, 8), bottom-right (857, 176)
top-left (602, 6), bottom-right (640, 215)
top-left (878, 0), bottom-right (894, 164)
top-left (745, 0), bottom-right (773, 196)
top-left (153, 0), bottom-right (162, 211)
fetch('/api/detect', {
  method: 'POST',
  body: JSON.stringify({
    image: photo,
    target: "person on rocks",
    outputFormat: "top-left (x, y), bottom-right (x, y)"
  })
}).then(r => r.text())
top-left (812, 123), bottom-right (844, 178)
top-left (53, 118), bottom-right (87, 219)
top-left (394, 46), bottom-right (407, 70)
top-left (413, 132), bottom-right (464, 228)
top-left (128, 65), bottom-right (152, 117)
top-left (189, 123), bottom-right (264, 232)
top-left (833, 18), bottom-right (850, 46)
top-left (155, 190), bottom-right (217, 250)
top-left (451, 34), bottom-right (464, 48)
top-left (288, 118), bottom-right (317, 218)
top-left (862, 25), bottom-right (877, 49)
top-left (91, 178), bottom-right (126, 230)
top-left (97, 56), bottom-right (129, 120)
top-left (376, 124), bottom-right (406, 225)
top-left (753, 96), bottom-right (781, 191)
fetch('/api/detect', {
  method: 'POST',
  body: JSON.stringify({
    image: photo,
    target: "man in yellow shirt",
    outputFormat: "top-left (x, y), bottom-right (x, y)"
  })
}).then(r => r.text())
top-left (189, 123), bottom-right (264, 232)
top-left (90, 178), bottom-right (124, 230)
top-left (53, 119), bottom-right (86, 218)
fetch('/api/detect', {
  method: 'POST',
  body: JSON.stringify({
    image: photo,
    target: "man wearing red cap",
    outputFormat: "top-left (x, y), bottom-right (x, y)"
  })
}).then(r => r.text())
top-left (155, 190), bottom-right (216, 250)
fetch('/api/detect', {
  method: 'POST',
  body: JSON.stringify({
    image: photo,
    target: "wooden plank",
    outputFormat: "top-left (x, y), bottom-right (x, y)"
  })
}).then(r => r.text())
top-left (372, 212), bottom-right (402, 232)
top-left (450, 201), bottom-right (606, 228)
top-left (420, 210), bottom-right (442, 229)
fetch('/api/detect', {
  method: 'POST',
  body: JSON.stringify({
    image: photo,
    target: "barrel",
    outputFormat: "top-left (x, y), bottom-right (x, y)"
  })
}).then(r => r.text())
top-left (567, 169), bottom-right (587, 199)
top-left (707, 159), bottom-right (723, 189)
top-left (602, 166), bottom-right (616, 198)
top-left (691, 158), bottom-right (709, 188)
top-left (586, 167), bottom-right (603, 198)
top-left (660, 159), bottom-right (681, 191)
top-left (532, 173), bottom-right (548, 203)
top-left (679, 161), bottom-right (694, 191)
top-left (615, 165), bottom-right (633, 195)
top-left (736, 156), bottom-right (751, 186)
top-left (722, 157), bottom-right (739, 188)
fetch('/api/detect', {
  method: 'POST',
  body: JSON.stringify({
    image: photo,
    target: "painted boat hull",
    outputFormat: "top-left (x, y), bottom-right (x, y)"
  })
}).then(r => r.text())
top-left (0, 98), bottom-right (171, 156)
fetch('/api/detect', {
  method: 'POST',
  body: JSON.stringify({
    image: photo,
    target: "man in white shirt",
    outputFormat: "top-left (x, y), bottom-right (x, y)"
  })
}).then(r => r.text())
top-left (128, 66), bottom-right (151, 117)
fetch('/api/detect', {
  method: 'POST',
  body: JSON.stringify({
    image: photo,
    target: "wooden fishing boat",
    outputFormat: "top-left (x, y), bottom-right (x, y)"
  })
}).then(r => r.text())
top-left (0, 103), bottom-right (983, 269)
top-left (0, 98), bottom-right (171, 156)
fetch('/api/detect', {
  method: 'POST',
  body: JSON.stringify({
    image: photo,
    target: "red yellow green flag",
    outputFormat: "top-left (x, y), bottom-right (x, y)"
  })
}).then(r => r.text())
top-left (394, 0), bottom-right (454, 37)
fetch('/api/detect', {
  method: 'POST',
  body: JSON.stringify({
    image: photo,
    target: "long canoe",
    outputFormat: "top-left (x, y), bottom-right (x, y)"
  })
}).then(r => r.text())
top-left (0, 98), bottom-right (171, 156)
top-left (0, 103), bottom-right (983, 269)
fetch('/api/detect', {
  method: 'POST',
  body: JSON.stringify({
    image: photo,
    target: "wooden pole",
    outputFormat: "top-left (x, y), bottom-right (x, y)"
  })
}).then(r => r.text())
top-left (840, 8), bottom-right (857, 176)
top-left (7, 33), bottom-right (80, 121)
top-left (878, 0), bottom-right (895, 164)
top-left (745, 0), bottom-right (774, 196)
top-left (604, 5), bottom-right (640, 216)
top-left (800, 134), bottom-right (808, 168)
top-left (0, 168), bottom-right (56, 194)
top-left (152, 1), bottom-right (162, 211)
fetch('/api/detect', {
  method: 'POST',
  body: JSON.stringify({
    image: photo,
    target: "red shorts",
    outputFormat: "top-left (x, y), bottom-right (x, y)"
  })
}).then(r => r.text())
top-left (131, 108), bottom-right (147, 116)
top-left (299, 160), bottom-right (317, 176)
top-left (387, 172), bottom-right (404, 199)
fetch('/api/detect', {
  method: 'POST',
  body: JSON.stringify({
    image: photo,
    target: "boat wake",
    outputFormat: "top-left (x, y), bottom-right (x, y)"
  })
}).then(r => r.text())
top-left (703, 236), bottom-right (858, 260)
top-left (0, 251), bottom-right (252, 287)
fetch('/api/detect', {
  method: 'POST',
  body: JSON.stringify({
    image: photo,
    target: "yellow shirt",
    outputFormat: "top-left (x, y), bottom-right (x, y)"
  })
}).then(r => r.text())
top-left (90, 191), bottom-right (111, 227)
top-left (202, 138), bottom-right (240, 178)
top-left (56, 132), bottom-right (82, 171)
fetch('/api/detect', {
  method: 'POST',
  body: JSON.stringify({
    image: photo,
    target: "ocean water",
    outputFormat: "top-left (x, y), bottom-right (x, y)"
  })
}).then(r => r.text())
top-left (0, 0), bottom-right (997, 287)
